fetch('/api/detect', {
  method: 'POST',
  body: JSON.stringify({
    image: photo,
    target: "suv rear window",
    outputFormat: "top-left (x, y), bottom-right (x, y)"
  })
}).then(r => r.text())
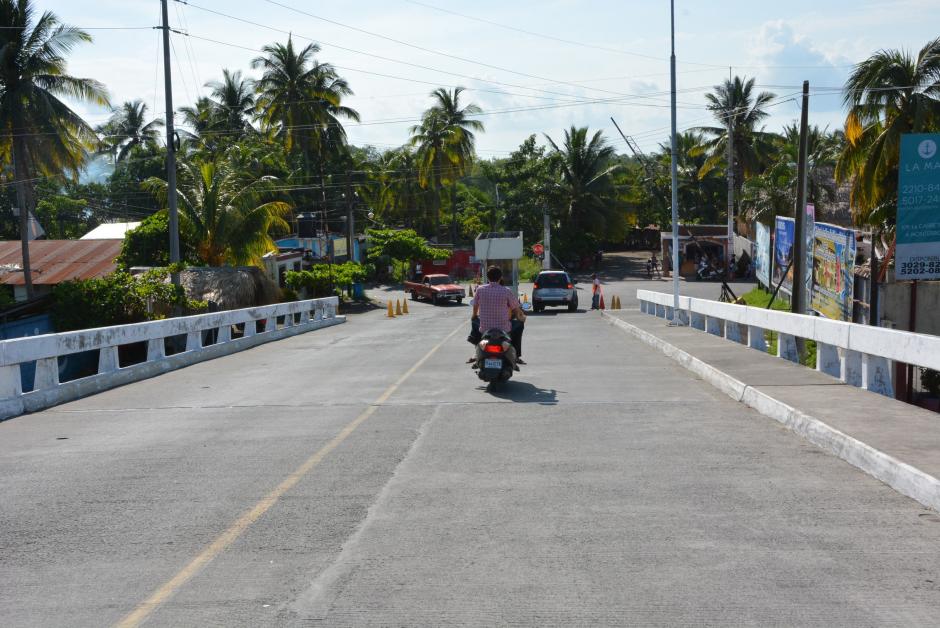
top-left (536, 273), bottom-right (569, 288)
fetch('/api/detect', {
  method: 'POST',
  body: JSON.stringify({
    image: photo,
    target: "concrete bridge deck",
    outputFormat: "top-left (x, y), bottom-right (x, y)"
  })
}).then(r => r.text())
top-left (2, 296), bottom-right (940, 626)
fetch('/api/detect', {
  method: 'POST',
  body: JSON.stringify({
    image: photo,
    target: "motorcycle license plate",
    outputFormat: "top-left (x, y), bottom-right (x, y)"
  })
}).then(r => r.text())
top-left (484, 358), bottom-right (503, 370)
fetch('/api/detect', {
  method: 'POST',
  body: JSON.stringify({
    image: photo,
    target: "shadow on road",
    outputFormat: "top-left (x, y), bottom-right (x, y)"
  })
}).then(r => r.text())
top-left (593, 250), bottom-right (658, 282)
top-left (531, 309), bottom-right (585, 316)
top-left (481, 380), bottom-right (560, 404)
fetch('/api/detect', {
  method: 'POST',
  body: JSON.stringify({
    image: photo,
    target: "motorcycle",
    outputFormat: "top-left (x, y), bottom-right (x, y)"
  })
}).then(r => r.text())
top-left (696, 265), bottom-right (721, 281)
top-left (473, 328), bottom-right (517, 384)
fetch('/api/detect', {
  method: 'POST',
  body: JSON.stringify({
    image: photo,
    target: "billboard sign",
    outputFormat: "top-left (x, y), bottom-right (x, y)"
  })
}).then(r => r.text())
top-left (773, 216), bottom-right (795, 293)
top-left (755, 222), bottom-right (772, 287)
top-left (811, 223), bottom-right (857, 321)
top-left (897, 133), bottom-right (940, 280)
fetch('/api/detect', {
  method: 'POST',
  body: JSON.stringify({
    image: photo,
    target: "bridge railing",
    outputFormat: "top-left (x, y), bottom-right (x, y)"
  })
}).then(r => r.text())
top-left (0, 296), bottom-right (342, 420)
top-left (637, 289), bottom-right (940, 397)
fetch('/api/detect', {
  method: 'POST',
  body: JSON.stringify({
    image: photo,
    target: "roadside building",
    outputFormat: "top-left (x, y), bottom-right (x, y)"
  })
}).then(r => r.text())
top-left (660, 225), bottom-right (732, 277)
top-left (79, 221), bottom-right (141, 240)
top-left (0, 239), bottom-right (122, 302)
top-left (263, 250), bottom-right (305, 288)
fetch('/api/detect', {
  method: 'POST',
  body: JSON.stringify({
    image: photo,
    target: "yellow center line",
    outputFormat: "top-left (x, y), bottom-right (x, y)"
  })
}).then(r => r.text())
top-left (115, 321), bottom-right (464, 628)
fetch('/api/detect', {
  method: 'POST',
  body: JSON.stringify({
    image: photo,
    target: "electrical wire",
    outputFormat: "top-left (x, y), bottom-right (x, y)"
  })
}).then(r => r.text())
top-left (178, 0), bottom-right (688, 104)
top-left (401, 0), bottom-right (725, 67)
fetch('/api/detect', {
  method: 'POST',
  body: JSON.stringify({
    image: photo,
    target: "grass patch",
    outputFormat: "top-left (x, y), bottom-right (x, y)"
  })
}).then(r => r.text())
top-left (740, 287), bottom-right (790, 311)
top-left (739, 287), bottom-right (816, 367)
top-left (518, 256), bottom-right (542, 282)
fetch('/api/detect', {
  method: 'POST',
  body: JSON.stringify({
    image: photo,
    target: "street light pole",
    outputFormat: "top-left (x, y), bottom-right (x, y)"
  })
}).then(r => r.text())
top-left (668, 0), bottom-right (681, 324)
top-left (345, 173), bottom-right (355, 262)
top-left (160, 0), bottom-right (180, 286)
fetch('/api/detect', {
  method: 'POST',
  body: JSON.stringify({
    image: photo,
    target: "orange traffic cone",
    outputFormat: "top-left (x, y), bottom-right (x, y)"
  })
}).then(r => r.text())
top-left (599, 293), bottom-right (606, 310)
top-left (387, 300), bottom-right (395, 318)
top-left (402, 299), bottom-right (409, 314)
top-left (395, 300), bottom-right (403, 316)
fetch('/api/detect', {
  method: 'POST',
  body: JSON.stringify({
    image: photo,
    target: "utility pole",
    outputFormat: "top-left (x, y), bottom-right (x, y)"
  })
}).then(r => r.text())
top-left (727, 116), bottom-right (735, 256)
top-left (543, 210), bottom-right (551, 271)
top-left (345, 173), bottom-right (355, 262)
top-left (792, 80), bottom-right (810, 318)
top-left (13, 152), bottom-right (34, 299)
top-left (160, 0), bottom-right (181, 286)
top-left (450, 181), bottom-right (458, 245)
top-left (668, 0), bottom-right (681, 324)
top-left (868, 236), bottom-right (880, 326)
top-left (493, 184), bottom-right (500, 232)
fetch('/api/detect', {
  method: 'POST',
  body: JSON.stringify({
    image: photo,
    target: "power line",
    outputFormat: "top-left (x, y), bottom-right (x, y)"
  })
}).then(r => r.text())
top-left (184, 0), bottom-right (685, 103)
top-left (0, 25), bottom-right (154, 30)
top-left (175, 1), bottom-right (204, 96)
top-left (176, 1), bottom-right (671, 105)
top-left (398, 0), bottom-right (855, 71)
top-left (401, 0), bottom-right (725, 67)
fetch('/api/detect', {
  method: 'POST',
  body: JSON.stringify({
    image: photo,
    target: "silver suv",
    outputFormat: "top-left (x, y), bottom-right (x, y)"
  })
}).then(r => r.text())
top-left (532, 271), bottom-right (578, 312)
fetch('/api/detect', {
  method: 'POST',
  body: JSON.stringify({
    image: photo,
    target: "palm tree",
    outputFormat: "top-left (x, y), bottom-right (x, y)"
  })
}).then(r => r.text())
top-left (96, 100), bottom-right (163, 162)
top-left (252, 38), bottom-right (320, 156)
top-left (0, 0), bottom-right (109, 297)
top-left (410, 87), bottom-right (483, 239)
top-left (144, 154), bottom-right (291, 267)
top-left (695, 76), bottom-right (777, 221)
top-left (373, 147), bottom-right (428, 230)
top-left (835, 38), bottom-right (940, 227)
top-left (178, 96), bottom-right (217, 137)
top-left (544, 126), bottom-right (622, 236)
top-left (654, 130), bottom-right (725, 224)
top-left (306, 61), bottom-right (359, 206)
top-left (207, 69), bottom-right (255, 135)
top-left (253, 38), bottom-right (359, 211)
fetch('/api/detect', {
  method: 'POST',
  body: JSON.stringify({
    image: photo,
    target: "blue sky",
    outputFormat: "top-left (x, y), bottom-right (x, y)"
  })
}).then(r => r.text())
top-left (38, 0), bottom-right (940, 159)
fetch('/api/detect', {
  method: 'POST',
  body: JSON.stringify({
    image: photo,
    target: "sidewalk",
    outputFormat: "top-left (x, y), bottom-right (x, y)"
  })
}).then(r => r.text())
top-left (603, 308), bottom-right (940, 512)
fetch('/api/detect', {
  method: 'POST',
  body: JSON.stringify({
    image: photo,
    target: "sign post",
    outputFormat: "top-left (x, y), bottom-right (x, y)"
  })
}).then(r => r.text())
top-left (897, 133), bottom-right (940, 280)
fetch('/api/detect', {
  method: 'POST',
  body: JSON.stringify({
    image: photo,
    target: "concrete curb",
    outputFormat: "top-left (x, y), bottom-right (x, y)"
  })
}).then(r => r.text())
top-left (603, 311), bottom-right (940, 513)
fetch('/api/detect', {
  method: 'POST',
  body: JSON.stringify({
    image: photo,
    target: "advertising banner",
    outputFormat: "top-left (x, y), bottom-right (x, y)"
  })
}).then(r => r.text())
top-left (811, 223), bottom-right (857, 321)
top-left (773, 216), bottom-right (795, 293)
top-left (755, 222), bottom-right (772, 287)
top-left (897, 133), bottom-right (940, 280)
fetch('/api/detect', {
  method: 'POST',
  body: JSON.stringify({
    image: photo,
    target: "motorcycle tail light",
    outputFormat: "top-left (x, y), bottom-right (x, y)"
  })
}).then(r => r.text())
top-left (567, 283), bottom-right (573, 289)
top-left (484, 343), bottom-right (504, 354)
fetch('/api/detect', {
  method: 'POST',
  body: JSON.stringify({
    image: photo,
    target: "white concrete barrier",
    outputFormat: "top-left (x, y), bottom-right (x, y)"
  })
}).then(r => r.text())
top-left (636, 289), bottom-right (940, 398)
top-left (0, 297), bottom-right (343, 421)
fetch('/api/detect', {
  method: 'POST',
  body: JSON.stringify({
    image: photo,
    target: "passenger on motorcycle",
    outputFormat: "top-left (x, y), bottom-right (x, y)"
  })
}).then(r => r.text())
top-left (470, 266), bottom-right (527, 365)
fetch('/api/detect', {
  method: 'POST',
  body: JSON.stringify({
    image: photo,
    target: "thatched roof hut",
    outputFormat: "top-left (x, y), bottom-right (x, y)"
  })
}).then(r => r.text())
top-left (180, 266), bottom-right (280, 310)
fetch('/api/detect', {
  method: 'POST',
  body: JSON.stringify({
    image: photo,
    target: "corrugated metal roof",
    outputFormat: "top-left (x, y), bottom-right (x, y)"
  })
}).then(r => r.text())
top-left (80, 222), bottom-right (140, 240)
top-left (0, 240), bottom-right (122, 286)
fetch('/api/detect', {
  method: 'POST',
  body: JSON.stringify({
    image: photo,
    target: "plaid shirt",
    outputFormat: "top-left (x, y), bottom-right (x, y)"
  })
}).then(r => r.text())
top-left (475, 281), bottom-right (519, 333)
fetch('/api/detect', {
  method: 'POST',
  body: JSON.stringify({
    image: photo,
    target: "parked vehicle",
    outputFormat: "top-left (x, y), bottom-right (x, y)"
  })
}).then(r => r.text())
top-left (474, 328), bottom-right (517, 384)
top-left (532, 271), bottom-right (578, 312)
top-left (404, 274), bottom-right (466, 305)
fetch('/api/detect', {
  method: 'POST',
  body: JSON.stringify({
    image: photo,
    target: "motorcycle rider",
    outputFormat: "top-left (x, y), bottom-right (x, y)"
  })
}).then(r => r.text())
top-left (470, 265), bottom-right (527, 366)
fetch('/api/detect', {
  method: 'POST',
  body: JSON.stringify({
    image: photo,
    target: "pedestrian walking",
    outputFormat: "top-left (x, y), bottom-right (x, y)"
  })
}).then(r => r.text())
top-left (591, 273), bottom-right (601, 310)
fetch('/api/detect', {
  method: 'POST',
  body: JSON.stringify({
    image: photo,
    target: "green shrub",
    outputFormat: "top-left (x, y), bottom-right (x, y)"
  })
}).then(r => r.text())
top-left (52, 268), bottom-right (206, 332)
top-left (285, 262), bottom-right (370, 298)
top-left (117, 210), bottom-right (197, 269)
top-left (518, 256), bottom-right (542, 282)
